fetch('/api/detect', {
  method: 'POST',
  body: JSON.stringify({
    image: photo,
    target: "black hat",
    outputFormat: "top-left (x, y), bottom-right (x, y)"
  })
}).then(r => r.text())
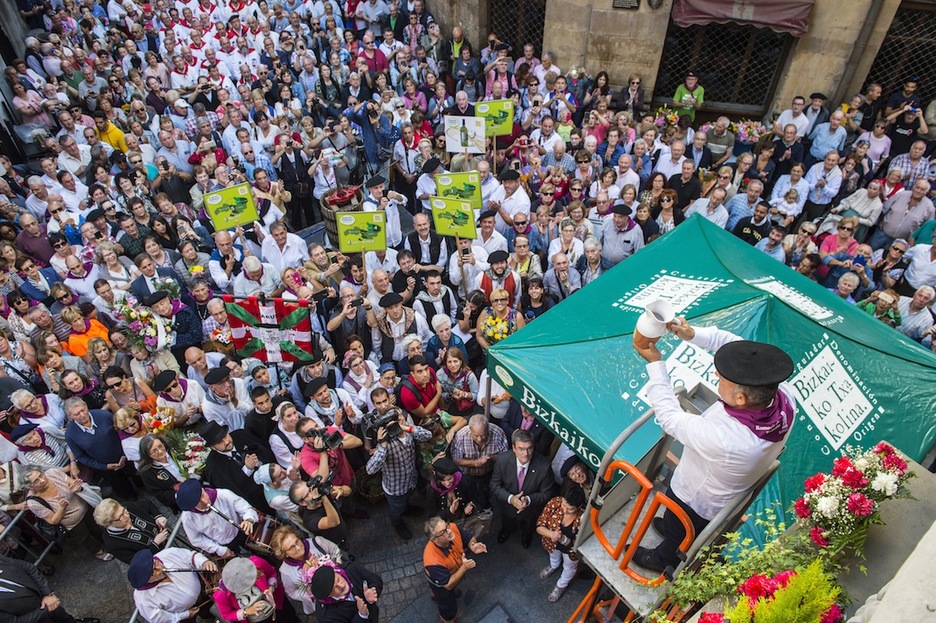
top-left (175, 478), bottom-right (203, 511)
top-left (128, 550), bottom-right (155, 589)
top-left (365, 174), bottom-right (386, 188)
top-left (685, 70), bottom-right (698, 78)
top-left (152, 370), bottom-right (176, 393)
top-left (432, 456), bottom-right (459, 475)
top-left (309, 565), bottom-right (335, 600)
top-left (611, 203), bottom-right (632, 216)
top-left (422, 157), bottom-right (442, 174)
top-left (86, 208), bottom-right (105, 221)
top-left (488, 250), bottom-right (509, 264)
top-left (809, 92), bottom-right (828, 101)
top-left (499, 169), bottom-right (520, 182)
top-left (142, 291), bottom-right (168, 306)
top-left (713, 341), bottom-right (794, 387)
top-left (204, 366), bottom-right (231, 385)
top-left (494, 43), bottom-right (510, 52)
top-left (200, 421), bottom-right (229, 447)
top-left (304, 377), bottom-right (329, 398)
top-left (478, 209), bottom-right (497, 222)
top-left (379, 292), bottom-right (404, 307)
top-left (10, 422), bottom-right (38, 442)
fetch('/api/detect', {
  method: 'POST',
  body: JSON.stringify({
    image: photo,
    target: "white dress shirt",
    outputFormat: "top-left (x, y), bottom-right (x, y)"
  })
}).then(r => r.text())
top-left (261, 232), bottom-right (310, 271)
top-left (180, 488), bottom-right (259, 555)
top-left (133, 547), bottom-right (208, 623)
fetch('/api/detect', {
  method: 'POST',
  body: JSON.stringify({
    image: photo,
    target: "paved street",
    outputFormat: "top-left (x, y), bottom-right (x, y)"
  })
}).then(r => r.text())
top-left (43, 491), bottom-right (592, 623)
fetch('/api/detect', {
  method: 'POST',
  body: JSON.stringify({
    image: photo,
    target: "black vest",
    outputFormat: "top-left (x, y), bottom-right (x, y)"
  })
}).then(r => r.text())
top-left (407, 231), bottom-right (443, 265)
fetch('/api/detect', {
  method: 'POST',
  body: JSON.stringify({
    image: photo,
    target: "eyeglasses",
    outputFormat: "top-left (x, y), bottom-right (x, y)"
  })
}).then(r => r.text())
top-left (165, 380), bottom-right (179, 391)
top-left (570, 187), bottom-right (582, 192)
top-left (515, 243), bottom-right (528, 248)
top-left (56, 294), bottom-right (71, 302)
top-left (491, 297), bottom-right (508, 303)
top-left (129, 159), bottom-right (142, 164)
top-left (576, 159), bottom-right (590, 164)
top-left (540, 191), bottom-right (554, 197)
top-left (630, 80), bottom-right (640, 85)
top-left (718, 174), bottom-right (731, 179)
top-left (660, 197), bottom-right (674, 203)
top-left (513, 220), bottom-right (527, 226)
top-left (50, 208), bottom-right (63, 214)
top-left (838, 226), bottom-right (854, 232)
top-left (432, 526), bottom-right (453, 539)
top-left (107, 381), bottom-right (123, 389)
top-left (53, 241), bottom-right (68, 248)
top-left (891, 246), bottom-right (907, 254)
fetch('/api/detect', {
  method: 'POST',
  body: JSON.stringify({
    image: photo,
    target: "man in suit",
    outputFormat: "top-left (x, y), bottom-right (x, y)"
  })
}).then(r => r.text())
top-left (490, 428), bottom-right (556, 548)
top-left (0, 555), bottom-right (99, 623)
top-left (130, 255), bottom-right (188, 303)
top-left (690, 132), bottom-right (714, 171)
top-left (308, 561), bottom-right (383, 623)
top-left (201, 420), bottom-right (275, 514)
top-left (16, 257), bottom-right (64, 305)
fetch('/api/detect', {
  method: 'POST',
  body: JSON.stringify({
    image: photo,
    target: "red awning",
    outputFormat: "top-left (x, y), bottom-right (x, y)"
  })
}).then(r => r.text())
top-left (672, 0), bottom-right (815, 37)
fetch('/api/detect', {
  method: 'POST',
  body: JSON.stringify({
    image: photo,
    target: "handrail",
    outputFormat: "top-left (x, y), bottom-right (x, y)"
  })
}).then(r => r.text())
top-left (127, 515), bottom-right (187, 623)
top-left (589, 460), bottom-right (694, 587)
top-left (0, 509), bottom-right (62, 566)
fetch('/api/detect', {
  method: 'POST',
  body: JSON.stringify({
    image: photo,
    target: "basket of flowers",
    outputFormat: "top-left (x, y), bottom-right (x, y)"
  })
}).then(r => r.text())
top-left (143, 406), bottom-right (175, 434)
top-left (481, 315), bottom-right (510, 345)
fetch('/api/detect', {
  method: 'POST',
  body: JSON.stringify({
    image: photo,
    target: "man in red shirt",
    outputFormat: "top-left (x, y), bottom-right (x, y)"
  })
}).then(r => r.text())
top-left (399, 355), bottom-right (443, 423)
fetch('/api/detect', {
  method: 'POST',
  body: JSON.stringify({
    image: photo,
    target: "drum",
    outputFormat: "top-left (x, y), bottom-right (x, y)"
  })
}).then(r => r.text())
top-left (198, 566), bottom-right (224, 594)
top-left (246, 514), bottom-right (283, 556)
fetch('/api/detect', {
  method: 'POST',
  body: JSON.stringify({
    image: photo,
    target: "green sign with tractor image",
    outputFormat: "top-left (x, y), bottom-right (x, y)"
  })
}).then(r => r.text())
top-left (336, 211), bottom-right (388, 253)
top-left (203, 183), bottom-right (261, 231)
top-left (430, 196), bottom-right (476, 239)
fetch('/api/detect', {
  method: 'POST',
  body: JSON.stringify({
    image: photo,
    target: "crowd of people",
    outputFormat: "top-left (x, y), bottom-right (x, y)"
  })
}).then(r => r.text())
top-left (2, 0), bottom-right (936, 621)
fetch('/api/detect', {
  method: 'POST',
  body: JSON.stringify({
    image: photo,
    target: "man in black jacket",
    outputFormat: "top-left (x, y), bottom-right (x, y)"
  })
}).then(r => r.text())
top-left (490, 429), bottom-right (556, 548)
top-left (201, 421), bottom-right (275, 514)
top-left (308, 561), bottom-right (383, 623)
top-left (0, 555), bottom-right (99, 623)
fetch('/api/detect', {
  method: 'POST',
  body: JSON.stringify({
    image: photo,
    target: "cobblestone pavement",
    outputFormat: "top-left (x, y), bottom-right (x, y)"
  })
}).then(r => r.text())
top-left (42, 490), bottom-right (594, 623)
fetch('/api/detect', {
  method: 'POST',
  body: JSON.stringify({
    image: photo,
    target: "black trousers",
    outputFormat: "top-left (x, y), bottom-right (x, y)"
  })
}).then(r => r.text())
top-left (430, 582), bottom-right (458, 621)
top-left (649, 487), bottom-right (709, 570)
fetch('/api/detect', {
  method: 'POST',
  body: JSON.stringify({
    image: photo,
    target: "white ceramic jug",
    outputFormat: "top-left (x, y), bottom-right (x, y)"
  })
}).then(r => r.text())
top-left (633, 299), bottom-right (675, 348)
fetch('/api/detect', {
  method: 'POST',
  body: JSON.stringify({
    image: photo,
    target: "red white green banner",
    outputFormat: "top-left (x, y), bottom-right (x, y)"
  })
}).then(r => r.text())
top-left (222, 295), bottom-right (315, 363)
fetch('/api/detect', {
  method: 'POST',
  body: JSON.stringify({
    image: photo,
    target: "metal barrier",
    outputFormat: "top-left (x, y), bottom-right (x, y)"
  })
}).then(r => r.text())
top-left (0, 509), bottom-right (61, 567)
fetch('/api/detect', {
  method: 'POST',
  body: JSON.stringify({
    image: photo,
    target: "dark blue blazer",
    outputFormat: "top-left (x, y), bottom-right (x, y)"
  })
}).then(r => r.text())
top-left (20, 268), bottom-right (63, 303)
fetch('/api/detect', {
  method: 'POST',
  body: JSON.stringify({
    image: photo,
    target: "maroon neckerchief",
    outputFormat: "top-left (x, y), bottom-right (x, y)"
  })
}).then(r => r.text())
top-left (430, 471), bottom-right (462, 496)
top-left (282, 540), bottom-right (311, 567)
top-left (66, 262), bottom-right (94, 280)
top-left (721, 390), bottom-right (793, 443)
top-left (191, 487), bottom-right (218, 514)
top-left (74, 378), bottom-right (100, 397)
top-left (70, 319), bottom-right (91, 336)
top-left (16, 427), bottom-right (55, 455)
top-left (159, 377), bottom-right (189, 402)
top-left (117, 413), bottom-right (144, 440)
top-left (20, 395), bottom-right (49, 419)
top-left (316, 566), bottom-right (354, 605)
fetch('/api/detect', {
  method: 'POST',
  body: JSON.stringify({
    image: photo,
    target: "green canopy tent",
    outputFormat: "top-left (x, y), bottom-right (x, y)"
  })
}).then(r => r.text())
top-left (487, 216), bottom-right (936, 528)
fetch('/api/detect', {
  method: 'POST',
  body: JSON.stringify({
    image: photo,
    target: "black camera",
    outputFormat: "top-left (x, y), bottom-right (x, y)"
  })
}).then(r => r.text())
top-left (308, 471), bottom-right (336, 496)
top-left (361, 408), bottom-right (403, 444)
top-left (305, 427), bottom-right (344, 450)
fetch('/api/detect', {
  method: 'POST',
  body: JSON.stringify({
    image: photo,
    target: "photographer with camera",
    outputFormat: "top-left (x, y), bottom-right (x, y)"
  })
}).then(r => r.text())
top-left (296, 416), bottom-right (369, 521)
top-left (288, 455), bottom-right (349, 549)
top-left (364, 387), bottom-right (431, 539)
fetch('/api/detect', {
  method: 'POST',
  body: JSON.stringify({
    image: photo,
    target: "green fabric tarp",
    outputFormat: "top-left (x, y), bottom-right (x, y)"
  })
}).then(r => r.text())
top-left (487, 216), bottom-right (936, 528)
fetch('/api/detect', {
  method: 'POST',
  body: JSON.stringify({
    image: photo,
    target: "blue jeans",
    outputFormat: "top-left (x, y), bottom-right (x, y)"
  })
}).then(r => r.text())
top-left (867, 228), bottom-right (894, 252)
top-left (386, 488), bottom-right (413, 526)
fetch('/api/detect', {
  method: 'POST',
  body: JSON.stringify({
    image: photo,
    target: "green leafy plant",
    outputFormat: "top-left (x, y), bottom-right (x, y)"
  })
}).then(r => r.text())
top-left (722, 560), bottom-right (841, 623)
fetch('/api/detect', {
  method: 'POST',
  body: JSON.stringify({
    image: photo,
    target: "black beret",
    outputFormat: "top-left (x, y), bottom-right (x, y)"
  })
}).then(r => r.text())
top-left (499, 169), bottom-right (520, 182)
top-left (175, 478), bottom-right (203, 511)
top-left (304, 377), bottom-right (329, 398)
top-left (488, 250), bottom-right (509, 264)
top-left (432, 456), bottom-right (459, 475)
top-left (309, 565), bottom-right (335, 600)
top-left (494, 43), bottom-right (510, 52)
top-left (422, 157), bottom-right (442, 174)
top-left (151, 370), bottom-right (176, 393)
top-left (142, 291), bottom-right (169, 306)
top-left (365, 174), bottom-right (386, 188)
top-left (128, 550), bottom-right (156, 589)
top-left (478, 209), bottom-right (498, 221)
top-left (10, 422), bottom-right (38, 442)
top-left (86, 208), bottom-right (105, 221)
top-left (809, 92), bottom-right (828, 101)
top-left (200, 421), bottom-right (229, 447)
top-left (611, 203), bottom-right (632, 216)
top-left (713, 340), bottom-right (794, 387)
top-left (204, 366), bottom-right (231, 385)
top-left (379, 292), bottom-right (404, 308)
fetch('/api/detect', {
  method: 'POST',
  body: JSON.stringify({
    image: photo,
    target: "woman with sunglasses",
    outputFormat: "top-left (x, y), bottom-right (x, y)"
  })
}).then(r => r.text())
top-left (112, 407), bottom-right (152, 465)
top-left (104, 366), bottom-right (157, 415)
top-left (475, 287), bottom-right (525, 352)
top-left (651, 189), bottom-right (684, 235)
top-left (7, 290), bottom-right (36, 344)
top-left (95, 241), bottom-right (139, 292)
top-left (815, 216), bottom-right (860, 283)
top-left (619, 74), bottom-right (646, 118)
top-left (855, 120), bottom-right (892, 174)
top-left (782, 222), bottom-right (819, 268)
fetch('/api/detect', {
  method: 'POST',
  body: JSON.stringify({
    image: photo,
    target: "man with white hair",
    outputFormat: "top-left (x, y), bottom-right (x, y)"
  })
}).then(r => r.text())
top-left (541, 140), bottom-right (575, 176)
top-left (477, 160), bottom-right (501, 213)
top-left (614, 154), bottom-right (640, 190)
top-left (543, 252), bottom-right (580, 301)
top-left (654, 140), bottom-right (687, 179)
top-left (233, 256), bottom-right (285, 298)
top-left (706, 116), bottom-right (736, 167)
top-left (897, 286), bottom-right (935, 340)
